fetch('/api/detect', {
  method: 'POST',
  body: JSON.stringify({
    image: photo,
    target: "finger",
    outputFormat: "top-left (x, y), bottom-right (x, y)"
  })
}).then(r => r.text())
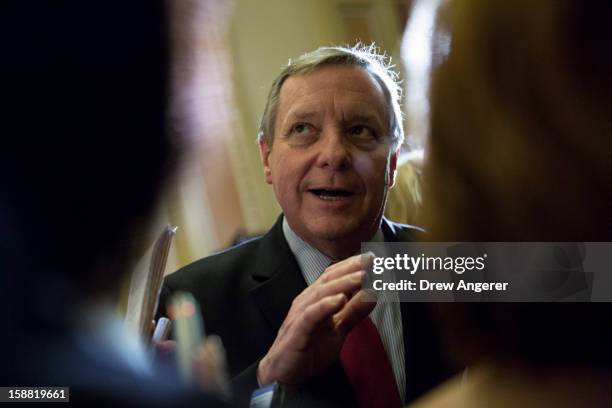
top-left (334, 289), bottom-right (377, 335)
top-left (151, 317), bottom-right (172, 343)
top-left (193, 336), bottom-right (227, 380)
top-left (285, 253), bottom-right (373, 321)
top-left (312, 271), bottom-right (365, 301)
top-left (319, 252), bottom-right (375, 283)
top-left (290, 271), bottom-right (364, 314)
top-left (291, 294), bottom-right (347, 343)
top-left (153, 339), bottom-right (177, 357)
top-left (193, 337), bottom-right (228, 395)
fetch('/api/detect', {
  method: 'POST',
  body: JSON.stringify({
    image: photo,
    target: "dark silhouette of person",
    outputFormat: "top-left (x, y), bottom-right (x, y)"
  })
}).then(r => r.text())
top-left (1, 1), bottom-right (231, 406)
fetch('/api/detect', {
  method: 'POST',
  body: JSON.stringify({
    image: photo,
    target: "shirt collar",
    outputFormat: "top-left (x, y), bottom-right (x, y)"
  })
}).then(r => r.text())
top-left (282, 216), bottom-right (384, 285)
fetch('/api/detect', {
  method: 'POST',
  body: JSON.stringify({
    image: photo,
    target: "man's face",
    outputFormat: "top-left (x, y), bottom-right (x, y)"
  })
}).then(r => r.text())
top-left (259, 64), bottom-right (398, 253)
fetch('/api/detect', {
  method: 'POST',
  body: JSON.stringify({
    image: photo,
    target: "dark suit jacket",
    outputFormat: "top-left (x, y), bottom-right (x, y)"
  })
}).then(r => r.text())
top-left (159, 215), bottom-right (452, 407)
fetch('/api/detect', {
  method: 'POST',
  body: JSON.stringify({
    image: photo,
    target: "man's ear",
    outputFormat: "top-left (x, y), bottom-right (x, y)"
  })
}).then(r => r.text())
top-left (258, 138), bottom-right (273, 185)
top-left (387, 148), bottom-right (399, 188)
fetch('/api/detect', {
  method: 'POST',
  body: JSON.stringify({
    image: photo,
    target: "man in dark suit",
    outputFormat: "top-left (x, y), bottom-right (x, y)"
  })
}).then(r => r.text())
top-left (160, 45), bottom-right (451, 407)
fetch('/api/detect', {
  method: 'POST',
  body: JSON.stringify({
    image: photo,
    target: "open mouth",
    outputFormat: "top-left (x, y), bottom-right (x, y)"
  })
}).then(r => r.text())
top-left (309, 188), bottom-right (355, 201)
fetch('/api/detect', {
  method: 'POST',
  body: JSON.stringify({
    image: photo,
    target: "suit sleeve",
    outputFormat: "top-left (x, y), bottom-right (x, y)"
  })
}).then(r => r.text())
top-left (231, 360), bottom-right (261, 406)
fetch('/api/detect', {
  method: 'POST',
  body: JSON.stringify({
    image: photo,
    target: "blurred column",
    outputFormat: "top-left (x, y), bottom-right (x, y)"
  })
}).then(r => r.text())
top-left (165, 0), bottom-right (246, 268)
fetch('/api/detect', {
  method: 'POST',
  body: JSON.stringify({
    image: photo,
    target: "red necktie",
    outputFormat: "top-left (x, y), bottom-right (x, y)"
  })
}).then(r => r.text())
top-left (339, 317), bottom-right (403, 408)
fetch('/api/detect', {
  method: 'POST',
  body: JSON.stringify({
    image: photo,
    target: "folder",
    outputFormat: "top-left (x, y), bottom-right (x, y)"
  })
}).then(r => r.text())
top-left (125, 225), bottom-right (178, 338)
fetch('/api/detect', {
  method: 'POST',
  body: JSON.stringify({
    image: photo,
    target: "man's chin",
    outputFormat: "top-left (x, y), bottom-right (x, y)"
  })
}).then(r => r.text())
top-left (288, 217), bottom-right (379, 259)
top-left (303, 220), bottom-right (364, 242)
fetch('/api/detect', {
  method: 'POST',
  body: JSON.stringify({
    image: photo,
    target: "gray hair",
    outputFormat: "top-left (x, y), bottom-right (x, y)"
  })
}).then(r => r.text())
top-left (257, 43), bottom-right (404, 150)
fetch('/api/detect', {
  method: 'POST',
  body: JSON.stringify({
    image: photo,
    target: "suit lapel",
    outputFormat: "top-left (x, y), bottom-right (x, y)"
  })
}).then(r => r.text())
top-left (249, 215), bottom-right (308, 332)
top-left (381, 218), bottom-right (400, 243)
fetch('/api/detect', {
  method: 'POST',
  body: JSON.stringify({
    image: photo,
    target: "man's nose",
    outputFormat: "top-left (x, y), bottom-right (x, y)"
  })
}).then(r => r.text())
top-left (315, 129), bottom-right (352, 171)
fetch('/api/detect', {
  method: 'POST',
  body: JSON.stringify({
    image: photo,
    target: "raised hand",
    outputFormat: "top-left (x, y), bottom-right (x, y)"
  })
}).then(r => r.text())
top-left (256, 253), bottom-right (376, 385)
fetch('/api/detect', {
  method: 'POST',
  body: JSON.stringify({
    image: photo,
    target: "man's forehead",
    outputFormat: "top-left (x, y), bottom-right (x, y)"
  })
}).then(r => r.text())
top-left (281, 64), bottom-right (384, 97)
top-left (282, 103), bottom-right (384, 125)
top-left (276, 65), bottom-right (388, 120)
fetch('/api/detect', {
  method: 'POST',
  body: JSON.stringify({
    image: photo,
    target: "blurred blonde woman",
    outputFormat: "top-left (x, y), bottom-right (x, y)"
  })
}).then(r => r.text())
top-left (385, 155), bottom-right (424, 225)
top-left (410, 0), bottom-right (612, 407)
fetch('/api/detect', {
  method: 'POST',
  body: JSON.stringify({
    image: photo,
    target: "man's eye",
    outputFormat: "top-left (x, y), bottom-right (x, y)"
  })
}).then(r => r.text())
top-left (285, 122), bottom-right (317, 146)
top-left (348, 125), bottom-right (376, 139)
top-left (291, 123), bottom-right (315, 136)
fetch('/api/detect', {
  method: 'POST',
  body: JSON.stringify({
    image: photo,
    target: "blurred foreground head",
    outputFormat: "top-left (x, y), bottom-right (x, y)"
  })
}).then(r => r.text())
top-left (2, 0), bottom-right (173, 322)
top-left (423, 0), bottom-right (612, 242)
top-left (420, 0), bottom-right (612, 370)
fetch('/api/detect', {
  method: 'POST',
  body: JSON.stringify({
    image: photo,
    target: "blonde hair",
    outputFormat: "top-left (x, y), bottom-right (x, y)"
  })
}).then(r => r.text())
top-left (421, 0), bottom-right (612, 369)
top-left (422, 0), bottom-right (612, 241)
